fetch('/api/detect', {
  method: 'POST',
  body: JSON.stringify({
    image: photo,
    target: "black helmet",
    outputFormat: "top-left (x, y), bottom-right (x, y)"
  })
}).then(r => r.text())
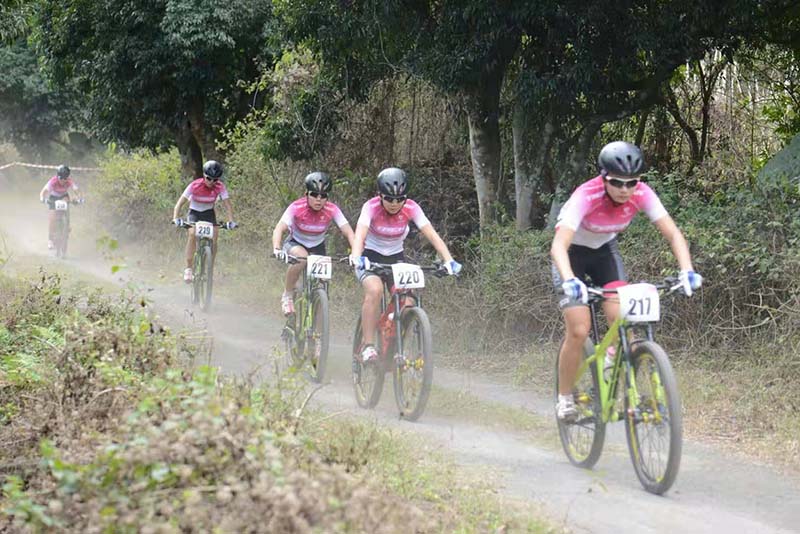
top-left (202, 160), bottom-right (223, 179)
top-left (304, 171), bottom-right (332, 194)
top-left (598, 141), bottom-right (645, 177)
top-left (377, 167), bottom-right (408, 196)
top-left (56, 165), bottom-right (70, 179)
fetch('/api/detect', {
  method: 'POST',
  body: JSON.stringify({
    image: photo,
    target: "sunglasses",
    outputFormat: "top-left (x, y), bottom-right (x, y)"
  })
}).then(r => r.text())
top-left (204, 175), bottom-right (219, 182)
top-left (308, 191), bottom-right (329, 199)
top-left (606, 177), bottom-right (640, 189)
top-left (382, 195), bottom-right (407, 203)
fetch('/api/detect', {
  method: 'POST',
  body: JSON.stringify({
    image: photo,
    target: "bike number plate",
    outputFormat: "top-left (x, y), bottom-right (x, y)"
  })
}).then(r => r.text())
top-left (195, 221), bottom-right (215, 238)
top-left (391, 263), bottom-right (425, 289)
top-left (307, 255), bottom-right (332, 280)
top-left (54, 200), bottom-right (68, 211)
top-left (617, 283), bottom-right (660, 322)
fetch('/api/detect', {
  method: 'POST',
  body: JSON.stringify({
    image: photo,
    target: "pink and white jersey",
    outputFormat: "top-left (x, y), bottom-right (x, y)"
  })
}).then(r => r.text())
top-left (357, 196), bottom-right (430, 255)
top-left (280, 197), bottom-right (349, 248)
top-left (44, 176), bottom-right (78, 198)
top-left (181, 178), bottom-right (229, 212)
top-left (556, 176), bottom-right (668, 249)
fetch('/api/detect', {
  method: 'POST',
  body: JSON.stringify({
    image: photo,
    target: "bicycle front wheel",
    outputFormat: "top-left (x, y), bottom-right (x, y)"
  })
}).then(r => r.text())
top-left (624, 340), bottom-right (682, 495)
top-left (393, 306), bottom-right (433, 421)
top-left (555, 338), bottom-right (606, 468)
top-left (191, 249), bottom-right (202, 306)
top-left (55, 213), bottom-right (68, 258)
top-left (351, 316), bottom-right (384, 409)
top-left (199, 245), bottom-right (214, 311)
top-left (305, 288), bottom-right (329, 383)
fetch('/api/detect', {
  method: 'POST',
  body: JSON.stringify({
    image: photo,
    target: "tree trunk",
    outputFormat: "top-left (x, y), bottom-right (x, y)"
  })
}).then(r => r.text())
top-left (172, 115), bottom-right (203, 180)
top-left (187, 97), bottom-right (221, 164)
top-left (465, 80), bottom-right (503, 229)
top-left (512, 101), bottom-right (557, 230)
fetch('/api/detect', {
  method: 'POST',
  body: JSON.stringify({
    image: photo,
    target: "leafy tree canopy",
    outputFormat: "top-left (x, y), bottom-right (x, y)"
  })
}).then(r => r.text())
top-left (33, 0), bottom-right (276, 158)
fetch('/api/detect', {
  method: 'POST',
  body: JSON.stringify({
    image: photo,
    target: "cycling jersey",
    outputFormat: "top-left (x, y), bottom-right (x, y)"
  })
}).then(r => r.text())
top-left (181, 178), bottom-right (229, 212)
top-left (279, 197), bottom-right (348, 248)
top-left (356, 196), bottom-right (430, 255)
top-left (555, 176), bottom-right (668, 249)
top-left (44, 176), bottom-right (78, 198)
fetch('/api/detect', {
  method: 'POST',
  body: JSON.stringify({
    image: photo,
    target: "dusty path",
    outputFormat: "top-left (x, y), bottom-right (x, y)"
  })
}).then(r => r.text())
top-left (2, 179), bottom-right (799, 533)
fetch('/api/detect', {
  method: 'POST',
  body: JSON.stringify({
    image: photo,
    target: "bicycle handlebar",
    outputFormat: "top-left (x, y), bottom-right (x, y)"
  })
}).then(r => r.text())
top-left (281, 254), bottom-right (350, 265)
top-left (585, 277), bottom-right (684, 301)
top-left (175, 221), bottom-right (235, 229)
top-left (365, 261), bottom-right (449, 278)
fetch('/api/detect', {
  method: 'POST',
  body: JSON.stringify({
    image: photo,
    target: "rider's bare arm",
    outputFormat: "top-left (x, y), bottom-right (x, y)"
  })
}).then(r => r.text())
top-left (339, 223), bottom-right (356, 250)
top-left (220, 198), bottom-right (234, 222)
top-left (39, 185), bottom-right (48, 202)
top-left (419, 224), bottom-right (453, 263)
top-left (173, 196), bottom-right (188, 219)
top-left (653, 215), bottom-right (694, 272)
top-left (550, 227), bottom-right (577, 281)
top-left (272, 221), bottom-right (289, 250)
top-left (351, 223), bottom-right (369, 258)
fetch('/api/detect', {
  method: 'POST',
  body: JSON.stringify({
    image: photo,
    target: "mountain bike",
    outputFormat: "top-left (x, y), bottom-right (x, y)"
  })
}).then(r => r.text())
top-left (50, 198), bottom-right (83, 258)
top-left (178, 221), bottom-right (232, 311)
top-left (279, 254), bottom-right (347, 383)
top-left (351, 262), bottom-right (448, 421)
top-left (555, 278), bottom-right (685, 494)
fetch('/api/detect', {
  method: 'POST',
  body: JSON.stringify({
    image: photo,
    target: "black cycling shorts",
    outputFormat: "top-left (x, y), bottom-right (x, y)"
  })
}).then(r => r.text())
top-left (46, 194), bottom-right (69, 211)
top-left (283, 238), bottom-right (326, 256)
top-left (187, 209), bottom-right (217, 224)
top-left (356, 249), bottom-right (405, 283)
top-left (552, 239), bottom-right (627, 307)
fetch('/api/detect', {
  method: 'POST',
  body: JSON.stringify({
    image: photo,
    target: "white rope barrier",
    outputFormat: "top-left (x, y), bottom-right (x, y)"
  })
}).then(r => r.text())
top-left (0, 161), bottom-right (102, 172)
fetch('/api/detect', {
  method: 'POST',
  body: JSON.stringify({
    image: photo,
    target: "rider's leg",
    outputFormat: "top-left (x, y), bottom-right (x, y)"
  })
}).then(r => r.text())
top-left (185, 229), bottom-right (196, 269)
top-left (48, 210), bottom-right (56, 242)
top-left (360, 275), bottom-right (383, 346)
top-left (280, 245), bottom-right (307, 315)
top-left (284, 245), bottom-right (308, 293)
top-left (558, 305), bottom-right (592, 396)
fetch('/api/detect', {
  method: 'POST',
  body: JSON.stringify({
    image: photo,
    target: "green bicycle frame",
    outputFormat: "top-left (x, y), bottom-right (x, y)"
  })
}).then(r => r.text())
top-left (291, 262), bottom-right (327, 340)
top-left (573, 307), bottom-right (660, 423)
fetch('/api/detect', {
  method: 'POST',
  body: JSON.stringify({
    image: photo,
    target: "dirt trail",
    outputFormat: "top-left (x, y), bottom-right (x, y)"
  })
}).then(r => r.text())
top-left (2, 180), bottom-right (799, 533)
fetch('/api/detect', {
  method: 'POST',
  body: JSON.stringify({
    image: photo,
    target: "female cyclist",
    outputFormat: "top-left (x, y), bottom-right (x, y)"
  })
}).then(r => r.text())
top-left (172, 160), bottom-right (237, 283)
top-left (349, 167), bottom-right (462, 362)
top-left (551, 141), bottom-right (703, 420)
top-left (38, 164), bottom-right (83, 249)
top-left (271, 171), bottom-right (355, 315)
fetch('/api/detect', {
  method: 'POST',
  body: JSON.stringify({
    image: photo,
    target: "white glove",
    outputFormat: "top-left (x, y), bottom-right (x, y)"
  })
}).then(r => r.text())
top-left (172, 217), bottom-right (184, 227)
top-left (349, 255), bottom-right (370, 270)
top-left (561, 277), bottom-right (588, 304)
top-left (444, 260), bottom-right (462, 276)
top-left (679, 270), bottom-right (703, 297)
top-left (273, 248), bottom-right (288, 262)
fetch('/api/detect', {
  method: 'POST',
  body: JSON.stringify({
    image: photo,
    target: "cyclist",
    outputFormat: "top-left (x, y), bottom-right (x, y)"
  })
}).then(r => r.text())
top-left (349, 167), bottom-right (462, 362)
top-left (551, 141), bottom-right (703, 421)
top-left (172, 160), bottom-right (237, 283)
top-left (271, 171), bottom-right (355, 315)
top-left (38, 164), bottom-right (83, 250)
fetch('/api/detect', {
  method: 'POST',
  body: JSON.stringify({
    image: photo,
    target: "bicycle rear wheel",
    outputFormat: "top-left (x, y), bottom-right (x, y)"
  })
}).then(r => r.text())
top-left (305, 288), bottom-right (329, 383)
top-left (351, 316), bottom-right (384, 409)
top-left (393, 306), bottom-right (433, 421)
top-left (555, 338), bottom-right (606, 468)
top-left (624, 341), bottom-right (682, 495)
